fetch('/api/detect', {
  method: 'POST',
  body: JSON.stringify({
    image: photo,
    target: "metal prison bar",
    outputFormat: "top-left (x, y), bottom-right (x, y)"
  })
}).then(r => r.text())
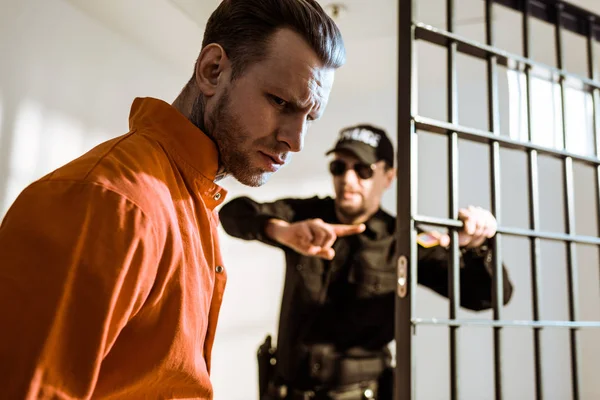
top-left (396, 1), bottom-right (600, 400)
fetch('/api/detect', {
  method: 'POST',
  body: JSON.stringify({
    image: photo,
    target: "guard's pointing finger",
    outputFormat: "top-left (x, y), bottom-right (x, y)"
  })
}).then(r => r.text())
top-left (331, 223), bottom-right (366, 237)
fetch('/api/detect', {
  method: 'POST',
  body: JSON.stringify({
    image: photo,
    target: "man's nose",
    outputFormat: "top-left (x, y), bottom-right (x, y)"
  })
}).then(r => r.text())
top-left (342, 167), bottom-right (360, 184)
top-left (276, 116), bottom-right (306, 152)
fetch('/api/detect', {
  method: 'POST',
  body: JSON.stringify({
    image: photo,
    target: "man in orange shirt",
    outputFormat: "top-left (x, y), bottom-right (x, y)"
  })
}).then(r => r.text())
top-left (0, 1), bottom-right (345, 399)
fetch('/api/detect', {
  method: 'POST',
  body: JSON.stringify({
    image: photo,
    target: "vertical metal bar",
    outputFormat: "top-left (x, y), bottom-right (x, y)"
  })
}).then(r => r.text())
top-left (447, 1), bottom-right (460, 399)
top-left (522, 1), bottom-right (544, 399)
top-left (564, 158), bottom-right (581, 400)
top-left (485, 2), bottom-right (504, 400)
top-left (396, 0), bottom-right (416, 399)
top-left (448, 132), bottom-right (460, 400)
top-left (555, 4), bottom-right (581, 400)
top-left (587, 17), bottom-right (600, 301)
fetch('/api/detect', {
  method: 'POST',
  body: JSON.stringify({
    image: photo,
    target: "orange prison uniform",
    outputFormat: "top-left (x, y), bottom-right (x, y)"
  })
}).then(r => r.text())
top-left (0, 97), bottom-right (228, 399)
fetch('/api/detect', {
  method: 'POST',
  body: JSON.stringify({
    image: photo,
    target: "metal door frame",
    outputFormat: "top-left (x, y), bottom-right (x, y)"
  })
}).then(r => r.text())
top-left (396, 0), bottom-right (600, 399)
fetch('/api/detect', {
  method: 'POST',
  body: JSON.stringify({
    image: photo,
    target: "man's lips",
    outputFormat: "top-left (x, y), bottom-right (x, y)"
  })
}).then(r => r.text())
top-left (258, 151), bottom-right (285, 172)
top-left (260, 152), bottom-right (285, 165)
top-left (341, 191), bottom-right (360, 199)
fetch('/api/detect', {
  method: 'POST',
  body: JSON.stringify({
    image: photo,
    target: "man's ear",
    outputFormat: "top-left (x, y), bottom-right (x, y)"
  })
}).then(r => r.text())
top-left (194, 43), bottom-right (231, 98)
top-left (384, 167), bottom-right (396, 189)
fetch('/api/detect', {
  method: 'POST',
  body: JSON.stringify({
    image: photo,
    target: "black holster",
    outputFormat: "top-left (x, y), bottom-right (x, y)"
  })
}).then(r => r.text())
top-left (258, 335), bottom-right (278, 399)
top-left (307, 344), bottom-right (391, 386)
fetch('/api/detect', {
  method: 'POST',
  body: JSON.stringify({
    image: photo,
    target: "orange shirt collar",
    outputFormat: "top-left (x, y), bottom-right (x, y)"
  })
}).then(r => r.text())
top-left (128, 97), bottom-right (220, 181)
top-left (128, 97), bottom-right (227, 209)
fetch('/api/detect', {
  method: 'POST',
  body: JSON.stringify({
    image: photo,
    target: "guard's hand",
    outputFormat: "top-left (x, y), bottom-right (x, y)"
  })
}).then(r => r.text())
top-left (266, 218), bottom-right (365, 260)
top-left (430, 206), bottom-right (497, 249)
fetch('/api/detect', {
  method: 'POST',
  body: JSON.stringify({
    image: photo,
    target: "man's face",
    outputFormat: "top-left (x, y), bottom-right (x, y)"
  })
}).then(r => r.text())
top-left (331, 152), bottom-right (395, 221)
top-left (195, 29), bottom-right (335, 186)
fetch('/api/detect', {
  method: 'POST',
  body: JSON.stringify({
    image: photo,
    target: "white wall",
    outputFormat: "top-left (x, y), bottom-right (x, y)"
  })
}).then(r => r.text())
top-left (0, 0), bottom-right (187, 214)
top-left (0, 1), bottom-right (599, 400)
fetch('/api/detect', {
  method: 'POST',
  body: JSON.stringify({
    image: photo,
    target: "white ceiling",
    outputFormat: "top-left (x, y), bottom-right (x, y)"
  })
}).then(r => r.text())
top-left (167, 0), bottom-right (400, 41)
top-left (166, 0), bottom-right (224, 29)
top-left (65, 0), bottom-right (600, 74)
top-left (63, 0), bottom-right (402, 73)
top-left (64, 0), bottom-right (205, 74)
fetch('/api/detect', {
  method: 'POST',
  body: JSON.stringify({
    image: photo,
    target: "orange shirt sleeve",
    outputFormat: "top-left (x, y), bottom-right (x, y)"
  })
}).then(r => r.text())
top-left (0, 179), bottom-right (159, 399)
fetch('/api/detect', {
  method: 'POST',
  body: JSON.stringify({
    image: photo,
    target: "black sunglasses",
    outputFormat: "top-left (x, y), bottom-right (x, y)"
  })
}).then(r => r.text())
top-left (329, 159), bottom-right (376, 180)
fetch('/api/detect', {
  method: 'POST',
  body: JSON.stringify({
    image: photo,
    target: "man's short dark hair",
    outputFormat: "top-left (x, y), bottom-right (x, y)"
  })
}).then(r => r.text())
top-left (201, 0), bottom-right (346, 79)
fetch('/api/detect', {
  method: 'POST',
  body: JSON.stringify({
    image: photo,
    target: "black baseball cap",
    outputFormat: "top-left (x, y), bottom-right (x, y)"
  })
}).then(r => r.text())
top-left (325, 124), bottom-right (394, 166)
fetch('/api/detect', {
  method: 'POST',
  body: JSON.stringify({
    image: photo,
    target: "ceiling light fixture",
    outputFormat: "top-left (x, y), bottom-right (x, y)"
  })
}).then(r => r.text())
top-left (324, 3), bottom-right (348, 20)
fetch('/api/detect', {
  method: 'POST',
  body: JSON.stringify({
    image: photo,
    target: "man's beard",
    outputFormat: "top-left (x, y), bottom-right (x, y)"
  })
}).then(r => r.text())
top-left (335, 199), bottom-right (369, 222)
top-left (189, 91), bottom-right (277, 187)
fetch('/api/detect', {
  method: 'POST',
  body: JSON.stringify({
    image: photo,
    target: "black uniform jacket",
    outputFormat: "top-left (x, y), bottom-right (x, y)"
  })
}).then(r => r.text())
top-left (219, 196), bottom-right (513, 385)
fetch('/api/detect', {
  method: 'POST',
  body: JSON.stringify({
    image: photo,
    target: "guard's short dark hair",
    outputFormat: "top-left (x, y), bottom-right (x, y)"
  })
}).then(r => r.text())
top-left (201, 0), bottom-right (346, 79)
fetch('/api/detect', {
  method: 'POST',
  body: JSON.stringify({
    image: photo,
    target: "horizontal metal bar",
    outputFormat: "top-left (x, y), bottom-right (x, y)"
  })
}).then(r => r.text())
top-left (415, 23), bottom-right (600, 92)
top-left (498, 227), bottom-right (600, 245)
top-left (414, 116), bottom-right (600, 167)
top-left (413, 318), bottom-right (600, 329)
top-left (416, 215), bottom-right (463, 229)
top-left (414, 215), bottom-right (600, 245)
top-left (494, 0), bottom-right (600, 41)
